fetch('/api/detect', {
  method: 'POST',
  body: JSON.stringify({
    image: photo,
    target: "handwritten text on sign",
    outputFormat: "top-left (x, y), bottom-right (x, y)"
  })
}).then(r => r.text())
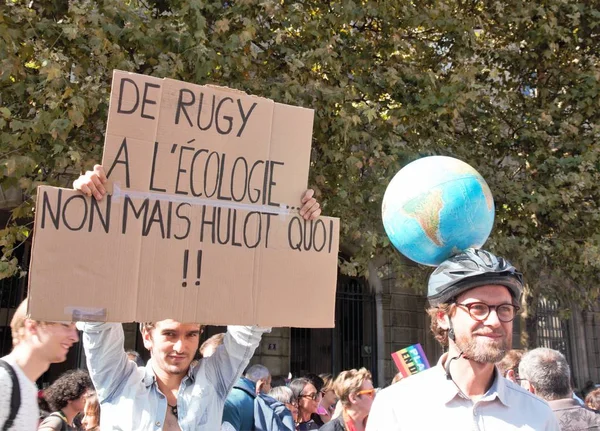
top-left (28, 71), bottom-right (339, 326)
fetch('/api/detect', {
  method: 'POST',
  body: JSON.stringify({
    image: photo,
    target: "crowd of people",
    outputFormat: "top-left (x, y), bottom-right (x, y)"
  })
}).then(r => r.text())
top-left (1, 169), bottom-right (600, 431)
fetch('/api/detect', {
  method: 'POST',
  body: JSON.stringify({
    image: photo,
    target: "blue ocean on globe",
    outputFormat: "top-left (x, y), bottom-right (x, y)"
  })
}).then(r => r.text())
top-left (382, 156), bottom-right (495, 266)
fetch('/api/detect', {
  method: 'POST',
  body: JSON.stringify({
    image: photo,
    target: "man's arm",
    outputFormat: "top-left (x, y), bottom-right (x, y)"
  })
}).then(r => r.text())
top-left (205, 325), bottom-right (269, 399)
top-left (77, 322), bottom-right (137, 403)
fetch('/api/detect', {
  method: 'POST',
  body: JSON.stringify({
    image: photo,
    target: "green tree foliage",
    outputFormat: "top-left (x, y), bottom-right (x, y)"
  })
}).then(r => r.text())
top-left (2, 0), bottom-right (600, 315)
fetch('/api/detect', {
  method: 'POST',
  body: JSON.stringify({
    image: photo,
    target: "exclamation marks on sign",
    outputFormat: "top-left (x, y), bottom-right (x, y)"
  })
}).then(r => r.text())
top-left (195, 250), bottom-right (202, 286)
top-left (182, 250), bottom-right (202, 287)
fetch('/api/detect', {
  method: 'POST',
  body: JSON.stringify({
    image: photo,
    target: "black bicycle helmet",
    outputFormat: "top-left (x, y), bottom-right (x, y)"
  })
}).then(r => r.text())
top-left (427, 248), bottom-right (523, 306)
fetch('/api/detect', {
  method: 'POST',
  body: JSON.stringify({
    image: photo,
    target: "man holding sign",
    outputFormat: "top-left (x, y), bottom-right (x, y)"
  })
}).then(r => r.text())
top-left (26, 69), bottom-right (338, 431)
top-left (367, 249), bottom-right (559, 430)
top-left (74, 165), bottom-right (322, 431)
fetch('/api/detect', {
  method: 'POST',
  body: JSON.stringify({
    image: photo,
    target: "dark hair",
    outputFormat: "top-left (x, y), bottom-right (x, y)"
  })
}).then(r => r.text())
top-left (270, 375), bottom-right (287, 388)
top-left (302, 373), bottom-right (324, 393)
top-left (289, 377), bottom-right (312, 399)
top-left (44, 369), bottom-right (93, 411)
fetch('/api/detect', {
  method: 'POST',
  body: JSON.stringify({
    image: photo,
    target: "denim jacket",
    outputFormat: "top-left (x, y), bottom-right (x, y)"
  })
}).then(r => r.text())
top-left (79, 322), bottom-right (268, 431)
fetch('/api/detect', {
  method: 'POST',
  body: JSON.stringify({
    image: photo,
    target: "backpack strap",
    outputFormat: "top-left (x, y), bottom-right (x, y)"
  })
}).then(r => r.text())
top-left (0, 359), bottom-right (21, 431)
top-left (48, 412), bottom-right (69, 431)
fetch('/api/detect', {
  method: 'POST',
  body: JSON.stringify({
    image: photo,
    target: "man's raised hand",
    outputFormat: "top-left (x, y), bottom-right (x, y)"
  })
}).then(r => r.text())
top-left (73, 164), bottom-right (107, 201)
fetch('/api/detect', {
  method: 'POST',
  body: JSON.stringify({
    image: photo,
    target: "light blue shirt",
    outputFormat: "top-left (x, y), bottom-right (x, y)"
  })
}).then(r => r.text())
top-left (79, 322), bottom-right (268, 431)
top-left (366, 353), bottom-right (560, 431)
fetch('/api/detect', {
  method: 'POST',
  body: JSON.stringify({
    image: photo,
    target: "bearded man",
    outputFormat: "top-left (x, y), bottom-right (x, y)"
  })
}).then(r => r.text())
top-left (366, 249), bottom-right (560, 430)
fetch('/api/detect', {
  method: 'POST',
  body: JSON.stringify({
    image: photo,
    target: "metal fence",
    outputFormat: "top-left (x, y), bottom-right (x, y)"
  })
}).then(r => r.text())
top-left (290, 274), bottom-right (377, 381)
top-left (537, 297), bottom-right (572, 365)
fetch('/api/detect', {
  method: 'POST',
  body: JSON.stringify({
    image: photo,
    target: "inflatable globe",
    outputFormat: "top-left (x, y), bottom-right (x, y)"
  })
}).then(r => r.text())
top-left (382, 156), bottom-right (494, 266)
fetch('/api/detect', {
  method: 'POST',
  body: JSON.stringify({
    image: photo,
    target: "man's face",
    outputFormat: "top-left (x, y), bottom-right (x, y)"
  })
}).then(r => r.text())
top-left (440, 284), bottom-right (514, 364)
top-left (35, 322), bottom-right (79, 363)
top-left (143, 320), bottom-right (201, 375)
top-left (352, 379), bottom-right (375, 416)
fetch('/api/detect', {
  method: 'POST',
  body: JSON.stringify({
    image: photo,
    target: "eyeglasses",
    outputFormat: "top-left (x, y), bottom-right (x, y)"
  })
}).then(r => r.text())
top-left (455, 302), bottom-right (520, 323)
top-left (356, 389), bottom-right (376, 399)
top-left (285, 401), bottom-right (299, 408)
top-left (299, 392), bottom-right (319, 401)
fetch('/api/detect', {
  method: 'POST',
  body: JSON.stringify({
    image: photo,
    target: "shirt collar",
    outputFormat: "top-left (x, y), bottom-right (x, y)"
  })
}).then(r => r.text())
top-left (436, 352), bottom-right (510, 407)
top-left (548, 398), bottom-right (581, 410)
top-left (142, 358), bottom-right (199, 388)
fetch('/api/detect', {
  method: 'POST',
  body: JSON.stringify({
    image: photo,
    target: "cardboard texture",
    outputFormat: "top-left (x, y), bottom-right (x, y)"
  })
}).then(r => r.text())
top-left (28, 70), bottom-right (340, 327)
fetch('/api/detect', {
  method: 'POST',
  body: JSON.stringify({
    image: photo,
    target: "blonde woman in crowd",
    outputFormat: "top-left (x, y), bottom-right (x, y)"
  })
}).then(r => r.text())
top-left (319, 368), bottom-right (375, 431)
top-left (316, 374), bottom-right (337, 425)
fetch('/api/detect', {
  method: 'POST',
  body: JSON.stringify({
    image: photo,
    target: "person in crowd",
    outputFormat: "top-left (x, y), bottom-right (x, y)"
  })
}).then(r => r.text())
top-left (0, 298), bottom-right (79, 430)
top-left (585, 388), bottom-right (600, 412)
top-left (38, 369), bottom-right (93, 431)
top-left (269, 386), bottom-right (299, 425)
top-left (81, 392), bottom-right (101, 431)
top-left (366, 249), bottom-right (559, 430)
top-left (126, 350), bottom-right (145, 367)
top-left (290, 377), bottom-right (322, 430)
top-left (519, 347), bottom-right (600, 430)
top-left (582, 381), bottom-right (599, 399)
top-left (496, 348), bottom-right (525, 384)
top-left (199, 333), bottom-right (225, 358)
top-left (270, 375), bottom-right (288, 389)
top-left (319, 368), bottom-right (375, 431)
top-left (330, 401), bottom-right (343, 420)
top-left (390, 372), bottom-right (403, 385)
top-left (74, 165), bottom-right (321, 431)
top-left (38, 390), bottom-right (51, 422)
top-left (304, 374), bottom-right (325, 394)
top-left (222, 364), bottom-right (272, 430)
top-left (315, 374), bottom-right (337, 425)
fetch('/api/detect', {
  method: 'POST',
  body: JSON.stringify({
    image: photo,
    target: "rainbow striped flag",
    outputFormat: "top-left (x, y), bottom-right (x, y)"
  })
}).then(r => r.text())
top-left (391, 343), bottom-right (430, 378)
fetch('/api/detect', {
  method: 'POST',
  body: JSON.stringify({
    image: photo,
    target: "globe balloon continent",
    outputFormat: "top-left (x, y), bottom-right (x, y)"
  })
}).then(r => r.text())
top-left (382, 156), bottom-right (495, 266)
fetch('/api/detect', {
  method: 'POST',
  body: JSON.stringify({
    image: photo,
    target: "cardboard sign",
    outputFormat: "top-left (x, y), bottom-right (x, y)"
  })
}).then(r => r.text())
top-left (391, 343), bottom-right (430, 377)
top-left (27, 70), bottom-right (340, 327)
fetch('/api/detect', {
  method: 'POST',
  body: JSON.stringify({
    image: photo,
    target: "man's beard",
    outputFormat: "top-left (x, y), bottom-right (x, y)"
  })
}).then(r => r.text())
top-left (455, 330), bottom-right (511, 363)
top-left (164, 363), bottom-right (188, 375)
